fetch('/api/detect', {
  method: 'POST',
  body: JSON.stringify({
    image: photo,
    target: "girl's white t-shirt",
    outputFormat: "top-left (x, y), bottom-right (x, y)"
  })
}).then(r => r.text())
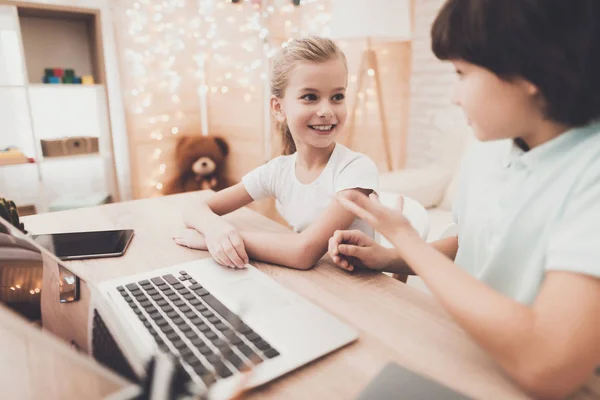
top-left (242, 143), bottom-right (379, 237)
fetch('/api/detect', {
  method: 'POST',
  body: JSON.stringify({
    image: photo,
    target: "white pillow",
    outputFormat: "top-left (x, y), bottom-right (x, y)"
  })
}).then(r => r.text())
top-left (378, 168), bottom-right (451, 209)
top-left (438, 135), bottom-right (477, 211)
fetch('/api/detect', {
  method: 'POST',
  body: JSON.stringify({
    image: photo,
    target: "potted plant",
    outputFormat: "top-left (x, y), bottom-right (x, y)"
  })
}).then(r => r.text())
top-left (0, 198), bottom-right (27, 234)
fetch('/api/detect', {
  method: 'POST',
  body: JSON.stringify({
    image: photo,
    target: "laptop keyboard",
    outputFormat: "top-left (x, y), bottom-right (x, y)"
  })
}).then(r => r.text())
top-left (117, 270), bottom-right (280, 385)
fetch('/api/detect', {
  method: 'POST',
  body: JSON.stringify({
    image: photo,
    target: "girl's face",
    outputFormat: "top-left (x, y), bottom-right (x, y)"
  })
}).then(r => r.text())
top-left (451, 60), bottom-right (542, 142)
top-left (272, 58), bottom-right (348, 150)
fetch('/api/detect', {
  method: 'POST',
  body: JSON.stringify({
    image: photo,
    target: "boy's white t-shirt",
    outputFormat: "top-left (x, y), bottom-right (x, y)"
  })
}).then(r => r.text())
top-left (452, 122), bottom-right (600, 399)
top-left (242, 143), bottom-right (379, 237)
top-left (453, 121), bottom-right (600, 305)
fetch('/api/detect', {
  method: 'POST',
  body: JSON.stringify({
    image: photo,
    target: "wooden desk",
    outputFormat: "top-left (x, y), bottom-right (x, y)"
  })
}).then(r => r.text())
top-left (22, 191), bottom-right (530, 400)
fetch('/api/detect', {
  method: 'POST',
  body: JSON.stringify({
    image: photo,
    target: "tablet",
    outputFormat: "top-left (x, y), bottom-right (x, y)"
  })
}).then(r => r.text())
top-left (32, 229), bottom-right (134, 261)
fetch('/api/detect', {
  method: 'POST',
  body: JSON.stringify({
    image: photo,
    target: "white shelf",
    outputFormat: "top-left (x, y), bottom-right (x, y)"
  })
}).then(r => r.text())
top-left (40, 153), bottom-right (103, 163)
top-left (1, 84), bottom-right (104, 89)
top-left (28, 83), bottom-right (104, 89)
top-left (0, 160), bottom-right (36, 168)
top-left (0, 3), bottom-right (118, 214)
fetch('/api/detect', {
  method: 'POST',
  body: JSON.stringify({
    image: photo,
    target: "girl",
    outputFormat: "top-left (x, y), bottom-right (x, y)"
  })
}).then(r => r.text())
top-left (329, 0), bottom-right (600, 398)
top-left (175, 37), bottom-right (378, 270)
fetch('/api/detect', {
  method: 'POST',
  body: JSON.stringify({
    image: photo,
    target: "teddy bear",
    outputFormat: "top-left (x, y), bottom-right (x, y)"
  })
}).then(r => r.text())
top-left (164, 135), bottom-right (230, 195)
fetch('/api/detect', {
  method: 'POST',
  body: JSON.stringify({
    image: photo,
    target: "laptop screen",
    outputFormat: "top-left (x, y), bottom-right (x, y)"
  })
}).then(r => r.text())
top-left (0, 216), bottom-right (80, 304)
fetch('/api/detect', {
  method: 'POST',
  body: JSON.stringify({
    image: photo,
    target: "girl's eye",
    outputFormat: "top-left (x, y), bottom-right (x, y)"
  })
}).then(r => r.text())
top-left (301, 94), bottom-right (317, 101)
top-left (332, 93), bottom-right (345, 101)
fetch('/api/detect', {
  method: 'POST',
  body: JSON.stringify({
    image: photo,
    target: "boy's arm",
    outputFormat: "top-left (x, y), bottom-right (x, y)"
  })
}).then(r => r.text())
top-left (238, 189), bottom-right (371, 270)
top-left (393, 230), bottom-right (600, 399)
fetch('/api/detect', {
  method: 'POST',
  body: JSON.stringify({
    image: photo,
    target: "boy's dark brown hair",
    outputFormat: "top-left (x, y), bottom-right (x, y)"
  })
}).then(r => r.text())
top-left (431, 0), bottom-right (600, 127)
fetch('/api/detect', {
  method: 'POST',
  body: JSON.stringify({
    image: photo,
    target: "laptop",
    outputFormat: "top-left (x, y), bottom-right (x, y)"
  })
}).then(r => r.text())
top-left (0, 216), bottom-right (358, 399)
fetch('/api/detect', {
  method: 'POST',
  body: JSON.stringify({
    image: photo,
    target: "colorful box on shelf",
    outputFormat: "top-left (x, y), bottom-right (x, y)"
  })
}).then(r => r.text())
top-left (40, 137), bottom-right (99, 158)
top-left (49, 193), bottom-right (111, 212)
top-left (43, 68), bottom-right (88, 84)
top-left (42, 76), bottom-right (61, 84)
top-left (81, 75), bottom-right (95, 85)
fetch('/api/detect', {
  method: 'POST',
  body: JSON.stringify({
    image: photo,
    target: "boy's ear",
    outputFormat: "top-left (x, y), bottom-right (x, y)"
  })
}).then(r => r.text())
top-left (270, 95), bottom-right (286, 123)
top-left (522, 79), bottom-right (539, 96)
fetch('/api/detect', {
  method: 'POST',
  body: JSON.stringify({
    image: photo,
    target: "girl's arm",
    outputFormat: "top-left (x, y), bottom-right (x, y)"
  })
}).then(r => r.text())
top-left (238, 188), bottom-right (372, 270)
top-left (339, 192), bottom-right (600, 399)
top-left (184, 183), bottom-right (254, 230)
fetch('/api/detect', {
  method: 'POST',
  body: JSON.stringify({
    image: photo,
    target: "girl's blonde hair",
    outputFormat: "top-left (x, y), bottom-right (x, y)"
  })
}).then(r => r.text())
top-left (271, 36), bottom-right (348, 155)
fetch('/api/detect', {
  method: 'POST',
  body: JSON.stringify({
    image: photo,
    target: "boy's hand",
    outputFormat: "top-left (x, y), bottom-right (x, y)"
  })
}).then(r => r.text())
top-left (337, 192), bottom-right (419, 249)
top-left (328, 229), bottom-right (395, 272)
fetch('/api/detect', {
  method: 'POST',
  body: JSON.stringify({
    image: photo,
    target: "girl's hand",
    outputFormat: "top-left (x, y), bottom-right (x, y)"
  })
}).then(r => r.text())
top-left (337, 192), bottom-right (419, 250)
top-left (203, 221), bottom-right (249, 269)
top-left (328, 229), bottom-right (395, 272)
top-left (173, 228), bottom-right (208, 250)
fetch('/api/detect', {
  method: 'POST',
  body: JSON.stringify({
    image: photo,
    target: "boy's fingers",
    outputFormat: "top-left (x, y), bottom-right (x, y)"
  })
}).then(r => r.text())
top-left (341, 258), bottom-right (353, 271)
top-left (344, 191), bottom-right (387, 216)
top-left (338, 244), bottom-right (370, 261)
top-left (328, 236), bottom-right (339, 256)
top-left (337, 197), bottom-right (378, 226)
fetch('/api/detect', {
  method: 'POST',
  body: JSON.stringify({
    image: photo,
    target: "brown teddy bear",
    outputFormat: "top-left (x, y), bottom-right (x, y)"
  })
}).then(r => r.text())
top-left (164, 135), bottom-right (230, 194)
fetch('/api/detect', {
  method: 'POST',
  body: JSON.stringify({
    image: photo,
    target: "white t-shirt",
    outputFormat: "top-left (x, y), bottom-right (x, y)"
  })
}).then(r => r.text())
top-left (453, 122), bottom-right (600, 304)
top-left (242, 143), bottom-right (379, 237)
top-left (453, 122), bottom-right (600, 398)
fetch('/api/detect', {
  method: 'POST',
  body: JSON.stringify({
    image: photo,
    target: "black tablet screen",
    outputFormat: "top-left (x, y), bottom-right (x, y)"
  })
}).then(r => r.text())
top-left (33, 230), bottom-right (133, 260)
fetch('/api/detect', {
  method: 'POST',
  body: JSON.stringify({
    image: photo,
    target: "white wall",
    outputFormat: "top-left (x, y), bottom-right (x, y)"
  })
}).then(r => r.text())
top-left (407, 0), bottom-right (471, 172)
